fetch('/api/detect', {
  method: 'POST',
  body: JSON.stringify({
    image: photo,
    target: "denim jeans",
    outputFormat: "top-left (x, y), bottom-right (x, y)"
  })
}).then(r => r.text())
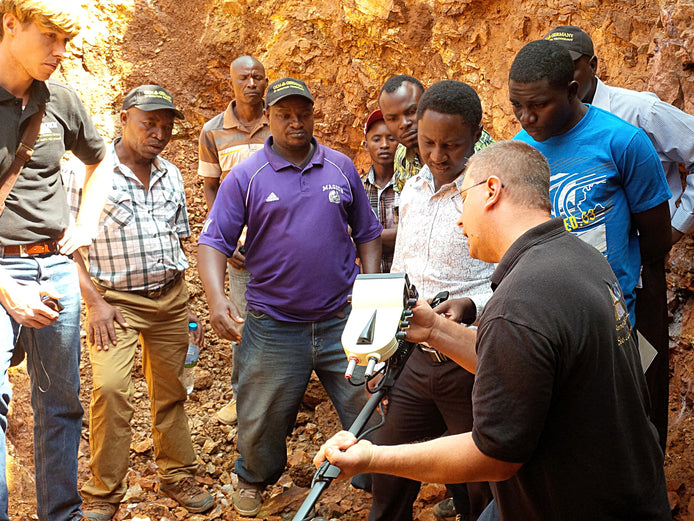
top-left (234, 305), bottom-right (369, 486)
top-left (227, 264), bottom-right (249, 398)
top-left (478, 499), bottom-right (500, 521)
top-left (0, 254), bottom-right (83, 521)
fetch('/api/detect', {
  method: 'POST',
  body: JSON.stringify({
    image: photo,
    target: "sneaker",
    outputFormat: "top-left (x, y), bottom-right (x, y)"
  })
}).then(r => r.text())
top-left (232, 481), bottom-right (262, 517)
top-left (159, 477), bottom-right (215, 513)
top-left (433, 498), bottom-right (456, 520)
top-left (216, 398), bottom-right (237, 425)
top-left (82, 501), bottom-right (119, 521)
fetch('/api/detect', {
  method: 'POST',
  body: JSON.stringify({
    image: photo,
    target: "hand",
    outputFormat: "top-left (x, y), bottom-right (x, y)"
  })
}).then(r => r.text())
top-left (0, 278), bottom-right (60, 328)
top-left (403, 298), bottom-right (439, 344)
top-left (313, 431), bottom-right (375, 480)
top-left (208, 298), bottom-right (244, 343)
top-left (58, 223), bottom-right (95, 256)
top-left (433, 297), bottom-right (476, 324)
top-left (187, 307), bottom-right (204, 347)
top-left (85, 297), bottom-right (129, 350)
top-left (228, 245), bottom-right (246, 270)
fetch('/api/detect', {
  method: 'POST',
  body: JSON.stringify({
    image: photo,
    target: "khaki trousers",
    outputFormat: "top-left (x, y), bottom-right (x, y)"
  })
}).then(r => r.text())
top-left (81, 277), bottom-right (197, 503)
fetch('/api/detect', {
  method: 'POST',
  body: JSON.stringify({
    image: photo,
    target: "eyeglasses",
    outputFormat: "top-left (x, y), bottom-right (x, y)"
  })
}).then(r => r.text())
top-left (459, 179), bottom-right (488, 195)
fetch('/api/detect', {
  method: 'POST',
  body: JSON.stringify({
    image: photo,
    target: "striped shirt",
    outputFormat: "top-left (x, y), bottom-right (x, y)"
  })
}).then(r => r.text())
top-left (86, 140), bottom-right (190, 291)
top-left (361, 166), bottom-right (396, 272)
top-left (197, 100), bottom-right (270, 179)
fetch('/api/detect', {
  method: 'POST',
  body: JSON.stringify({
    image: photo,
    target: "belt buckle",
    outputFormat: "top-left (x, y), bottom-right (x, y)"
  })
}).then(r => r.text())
top-left (419, 344), bottom-right (447, 363)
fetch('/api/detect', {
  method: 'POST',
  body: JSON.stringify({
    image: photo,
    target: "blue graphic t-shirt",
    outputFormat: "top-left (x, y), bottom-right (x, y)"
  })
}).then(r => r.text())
top-left (515, 105), bottom-right (670, 323)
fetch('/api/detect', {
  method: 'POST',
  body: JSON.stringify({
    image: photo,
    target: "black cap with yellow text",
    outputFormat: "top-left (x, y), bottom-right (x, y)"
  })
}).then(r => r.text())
top-left (122, 85), bottom-right (184, 119)
top-left (544, 26), bottom-right (594, 60)
top-left (265, 77), bottom-right (314, 106)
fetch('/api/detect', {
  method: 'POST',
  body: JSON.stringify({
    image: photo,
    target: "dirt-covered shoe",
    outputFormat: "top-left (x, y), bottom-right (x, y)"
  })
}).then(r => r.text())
top-left (82, 500), bottom-right (119, 521)
top-left (232, 481), bottom-right (263, 517)
top-left (160, 477), bottom-right (215, 513)
top-left (433, 498), bottom-right (456, 520)
top-left (216, 398), bottom-right (237, 425)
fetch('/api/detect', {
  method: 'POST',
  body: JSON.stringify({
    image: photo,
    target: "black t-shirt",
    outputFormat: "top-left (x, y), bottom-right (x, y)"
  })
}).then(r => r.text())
top-left (472, 218), bottom-right (670, 520)
top-left (0, 79), bottom-right (105, 245)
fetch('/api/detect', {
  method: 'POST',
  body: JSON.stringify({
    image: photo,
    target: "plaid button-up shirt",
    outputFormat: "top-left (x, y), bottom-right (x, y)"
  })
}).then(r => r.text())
top-left (85, 140), bottom-right (190, 292)
top-left (361, 166), bottom-right (397, 272)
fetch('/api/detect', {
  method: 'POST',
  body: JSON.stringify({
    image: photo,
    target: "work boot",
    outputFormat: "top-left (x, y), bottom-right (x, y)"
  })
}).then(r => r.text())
top-left (232, 480), bottom-right (263, 517)
top-left (82, 500), bottom-right (119, 521)
top-left (160, 477), bottom-right (215, 513)
top-left (216, 398), bottom-right (237, 425)
top-left (433, 498), bottom-right (456, 520)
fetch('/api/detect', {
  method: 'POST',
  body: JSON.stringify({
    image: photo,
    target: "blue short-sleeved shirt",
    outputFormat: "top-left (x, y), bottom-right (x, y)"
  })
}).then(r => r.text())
top-left (515, 105), bottom-right (670, 323)
top-left (199, 137), bottom-right (382, 322)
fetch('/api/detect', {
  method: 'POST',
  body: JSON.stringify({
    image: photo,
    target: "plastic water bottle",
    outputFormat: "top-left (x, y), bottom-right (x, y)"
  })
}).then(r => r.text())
top-left (182, 322), bottom-right (200, 395)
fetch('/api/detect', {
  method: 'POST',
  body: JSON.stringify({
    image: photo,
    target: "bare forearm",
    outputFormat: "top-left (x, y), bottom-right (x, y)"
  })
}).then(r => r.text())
top-left (356, 237), bottom-right (382, 274)
top-left (202, 177), bottom-right (220, 211)
top-left (198, 244), bottom-right (230, 303)
top-left (369, 433), bottom-right (518, 483)
top-left (77, 159), bottom-right (110, 235)
top-left (72, 250), bottom-right (103, 307)
top-left (426, 313), bottom-right (478, 373)
top-left (381, 227), bottom-right (397, 252)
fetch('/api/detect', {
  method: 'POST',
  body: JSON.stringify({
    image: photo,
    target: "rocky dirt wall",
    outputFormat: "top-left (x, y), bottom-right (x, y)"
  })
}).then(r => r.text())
top-left (16, 0), bottom-right (694, 518)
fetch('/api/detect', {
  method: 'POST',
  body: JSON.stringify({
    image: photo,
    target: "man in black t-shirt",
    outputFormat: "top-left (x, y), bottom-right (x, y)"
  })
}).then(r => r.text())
top-left (0, 1), bottom-right (109, 519)
top-left (314, 140), bottom-right (671, 521)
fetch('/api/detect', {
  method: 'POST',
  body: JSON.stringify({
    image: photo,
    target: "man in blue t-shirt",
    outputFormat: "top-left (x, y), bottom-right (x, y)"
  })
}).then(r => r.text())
top-left (508, 39), bottom-right (671, 328)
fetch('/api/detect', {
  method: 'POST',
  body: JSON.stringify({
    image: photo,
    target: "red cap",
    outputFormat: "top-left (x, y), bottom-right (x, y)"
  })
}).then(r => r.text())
top-left (364, 109), bottom-right (384, 138)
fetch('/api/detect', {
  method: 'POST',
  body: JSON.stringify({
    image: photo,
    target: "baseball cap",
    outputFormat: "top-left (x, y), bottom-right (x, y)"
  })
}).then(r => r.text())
top-left (122, 85), bottom-right (184, 119)
top-left (265, 77), bottom-right (314, 106)
top-left (544, 25), bottom-right (594, 60)
top-left (364, 109), bottom-right (384, 138)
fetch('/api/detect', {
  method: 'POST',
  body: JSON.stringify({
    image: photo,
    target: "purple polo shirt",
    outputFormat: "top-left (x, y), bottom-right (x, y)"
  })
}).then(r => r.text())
top-left (199, 137), bottom-right (382, 322)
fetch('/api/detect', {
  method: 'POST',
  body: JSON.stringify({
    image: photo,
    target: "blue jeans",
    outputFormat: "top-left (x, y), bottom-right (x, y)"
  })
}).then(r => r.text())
top-left (0, 255), bottom-right (83, 521)
top-left (234, 306), bottom-right (369, 486)
top-left (478, 499), bottom-right (500, 521)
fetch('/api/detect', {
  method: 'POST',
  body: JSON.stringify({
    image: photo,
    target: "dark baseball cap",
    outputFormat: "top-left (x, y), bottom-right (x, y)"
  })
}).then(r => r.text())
top-left (544, 25), bottom-right (594, 60)
top-left (265, 77), bottom-right (314, 106)
top-left (122, 85), bottom-right (184, 119)
top-left (364, 109), bottom-right (384, 138)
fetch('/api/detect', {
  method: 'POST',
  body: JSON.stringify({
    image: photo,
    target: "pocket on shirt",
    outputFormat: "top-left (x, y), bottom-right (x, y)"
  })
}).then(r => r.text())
top-left (102, 195), bottom-right (134, 228)
top-left (152, 200), bottom-right (180, 229)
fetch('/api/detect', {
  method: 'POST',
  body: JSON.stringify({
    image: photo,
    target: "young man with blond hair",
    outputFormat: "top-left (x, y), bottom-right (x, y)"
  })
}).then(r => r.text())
top-left (0, 1), bottom-right (110, 519)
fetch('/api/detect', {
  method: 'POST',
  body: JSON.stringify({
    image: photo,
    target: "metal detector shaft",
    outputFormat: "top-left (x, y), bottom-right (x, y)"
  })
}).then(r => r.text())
top-left (292, 340), bottom-right (416, 521)
top-left (292, 389), bottom-right (386, 521)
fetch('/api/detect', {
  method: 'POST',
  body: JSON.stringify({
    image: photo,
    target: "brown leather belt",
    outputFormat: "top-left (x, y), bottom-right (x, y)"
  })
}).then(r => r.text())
top-left (130, 271), bottom-right (183, 299)
top-left (0, 240), bottom-right (60, 257)
top-left (418, 344), bottom-right (450, 363)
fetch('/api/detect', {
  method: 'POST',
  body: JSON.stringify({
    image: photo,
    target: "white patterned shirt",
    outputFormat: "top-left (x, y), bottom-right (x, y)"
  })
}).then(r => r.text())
top-left (86, 139), bottom-right (190, 291)
top-left (391, 164), bottom-right (494, 315)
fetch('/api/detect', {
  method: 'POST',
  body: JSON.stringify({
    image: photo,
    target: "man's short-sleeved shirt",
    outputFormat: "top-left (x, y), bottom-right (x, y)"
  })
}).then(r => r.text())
top-left (592, 78), bottom-right (694, 234)
top-left (472, 219), bottom-right (670, 520)
top-left (515, 105), bottom-right (670, 323)
top-left (199, 137), bottom-right (382, 322)
top-left (86, 140), bottom-right (190, 292)
top-left (197, 100), bottom-right (270, 179)
top-left (0, 79), bottom-right (105, 245)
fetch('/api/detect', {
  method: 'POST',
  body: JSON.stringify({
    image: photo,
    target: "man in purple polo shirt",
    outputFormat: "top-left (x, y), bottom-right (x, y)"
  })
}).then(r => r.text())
top-left (198, 77), bottom-right (382, 517)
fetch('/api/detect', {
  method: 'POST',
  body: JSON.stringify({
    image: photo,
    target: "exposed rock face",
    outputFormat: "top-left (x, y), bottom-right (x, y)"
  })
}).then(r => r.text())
top-left (7, 0), bottom-right (694, 519)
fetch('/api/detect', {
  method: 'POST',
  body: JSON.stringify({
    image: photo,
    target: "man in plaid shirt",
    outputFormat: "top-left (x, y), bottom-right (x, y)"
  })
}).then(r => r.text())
top-left (361, 109), bottom-right (399, 272)
top-left (76, 85), bottom-right (214, 520)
